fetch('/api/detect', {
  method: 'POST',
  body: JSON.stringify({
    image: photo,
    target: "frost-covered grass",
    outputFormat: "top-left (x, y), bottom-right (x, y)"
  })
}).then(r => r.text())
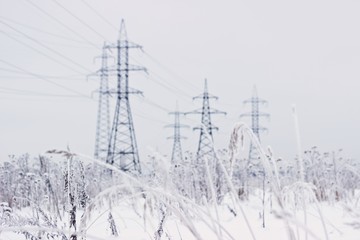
top-left (2, 191), bottom-right (360, 240)
top-left (1, 123), bottom-right (359, 239)
top-left (85, 192), bottom-right (360, 240)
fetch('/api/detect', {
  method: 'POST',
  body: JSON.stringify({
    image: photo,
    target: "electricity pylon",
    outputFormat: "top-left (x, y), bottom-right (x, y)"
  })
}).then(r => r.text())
top-left (186, 79), bottom-right (226, 201)
top-left (240, 85), bottom-right (269, 161)
top-left (187, 79), bottom-right (226, 162)
top-left (165, 103), bottom-right (189, 167)
top-left (94, 44), bottom-right (111, 161)
top-left (106, 20), bottom-right (146, 173)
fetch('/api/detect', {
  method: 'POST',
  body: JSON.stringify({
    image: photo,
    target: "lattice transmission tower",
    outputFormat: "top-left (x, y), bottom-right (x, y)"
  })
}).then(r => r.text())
top-left (187, 79), bottom-right (226, 161)
top-left (106, 20), bottom-right (146, 173)
top-left (240, 85), bottom-right (269, 162)
top-left (165, 103), bottom-right (189, 167)
top-left (94, 44), bottom-right (111, 161)
top-left (186, 79), bottom-right (226, 201)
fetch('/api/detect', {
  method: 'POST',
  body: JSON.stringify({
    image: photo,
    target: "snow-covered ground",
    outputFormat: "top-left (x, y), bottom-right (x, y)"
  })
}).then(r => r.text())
top-left (1, 191), bottom-right (359, 240)
top-left (1, 139), bottom-right (359, 240)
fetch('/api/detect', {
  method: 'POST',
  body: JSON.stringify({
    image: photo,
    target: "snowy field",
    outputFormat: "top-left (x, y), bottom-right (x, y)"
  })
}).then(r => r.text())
top-left (1, 125), bottom-right (360, 240)
top-left (1, 192), bottom-right (360, 240)
top-left (1, 1), bottom-right (360, 239)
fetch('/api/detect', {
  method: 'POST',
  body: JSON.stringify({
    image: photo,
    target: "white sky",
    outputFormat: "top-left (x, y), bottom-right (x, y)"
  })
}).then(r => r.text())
top-left (0, 0), bottom-right (359, 163)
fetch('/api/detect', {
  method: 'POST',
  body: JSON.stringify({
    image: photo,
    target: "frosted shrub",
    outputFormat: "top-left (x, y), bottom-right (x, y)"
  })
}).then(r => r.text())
top-left (303, 147), bottom-right (359, 202)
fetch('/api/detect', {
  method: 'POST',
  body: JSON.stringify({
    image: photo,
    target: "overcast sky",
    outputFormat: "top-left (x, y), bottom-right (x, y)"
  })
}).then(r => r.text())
top-left (0, 0), bottom-right (359, 163)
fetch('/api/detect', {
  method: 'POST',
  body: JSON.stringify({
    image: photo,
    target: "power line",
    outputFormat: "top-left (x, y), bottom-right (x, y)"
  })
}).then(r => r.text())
top-left (25, 0), bottom-right (101, 50)
top-left (0, 67), bottom-right (85, 80)
top-left (134, 112), bottom-right (168, 125)
top-left (2, 30), bottom-right (94, 48)
top-left (0, 80), bottom-right (168, 124)
top-left (24, 38), bottom-right (94, 49)
top-left (76, 0), bottom-right (195, 102)
top-left (129, 56), bottom-right (194, 102)
top-left (138, 96), bottom-right (172, 113)
top-left (0, 30), bottom-right (87, 75)
top-left (133, 53), bottom-right (228, 119)
top-left (0, 86), bottom-right (85, 98)
top-left (135, 95), bottom-right (199, 125)
top-left (130, 54), bottom-right (200, 105)
top-left (0, 67), bottom-right (83, 78)
top-left (136, 93), bottom-right (200, 124)
top-left (0, 95), bottom-right (88, 102)
top-left (144, 73), bottom-right (193, 104)
top-left (0, 59), bottom-right (91, 98)
top-left (143, 51), bottom-right (202, 91)
top-left (52, 0), bottom-right (108, 41)
top-left (0, 75), bottom-right (85, 81)
top-left (15, 1), bottom-right (201, 104)
top-left (2, 2), bottom-right (213, 131)
top-left (10, 0), bottom-right (219, 113)
top-left (0, 20), bottom-right (93, 73)
top-left (147, 70), bottom-right (193, 98)
top-left (0, 16), bottom-right (93, 45)
top-left (80, 0), bottom-right (118, 31)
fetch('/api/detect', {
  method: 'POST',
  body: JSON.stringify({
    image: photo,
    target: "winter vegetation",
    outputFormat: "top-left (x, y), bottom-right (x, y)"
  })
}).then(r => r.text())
top-left (1, 123), bottom-right (359, 240)
top-left (2, 0), bottom-right (360, 239)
